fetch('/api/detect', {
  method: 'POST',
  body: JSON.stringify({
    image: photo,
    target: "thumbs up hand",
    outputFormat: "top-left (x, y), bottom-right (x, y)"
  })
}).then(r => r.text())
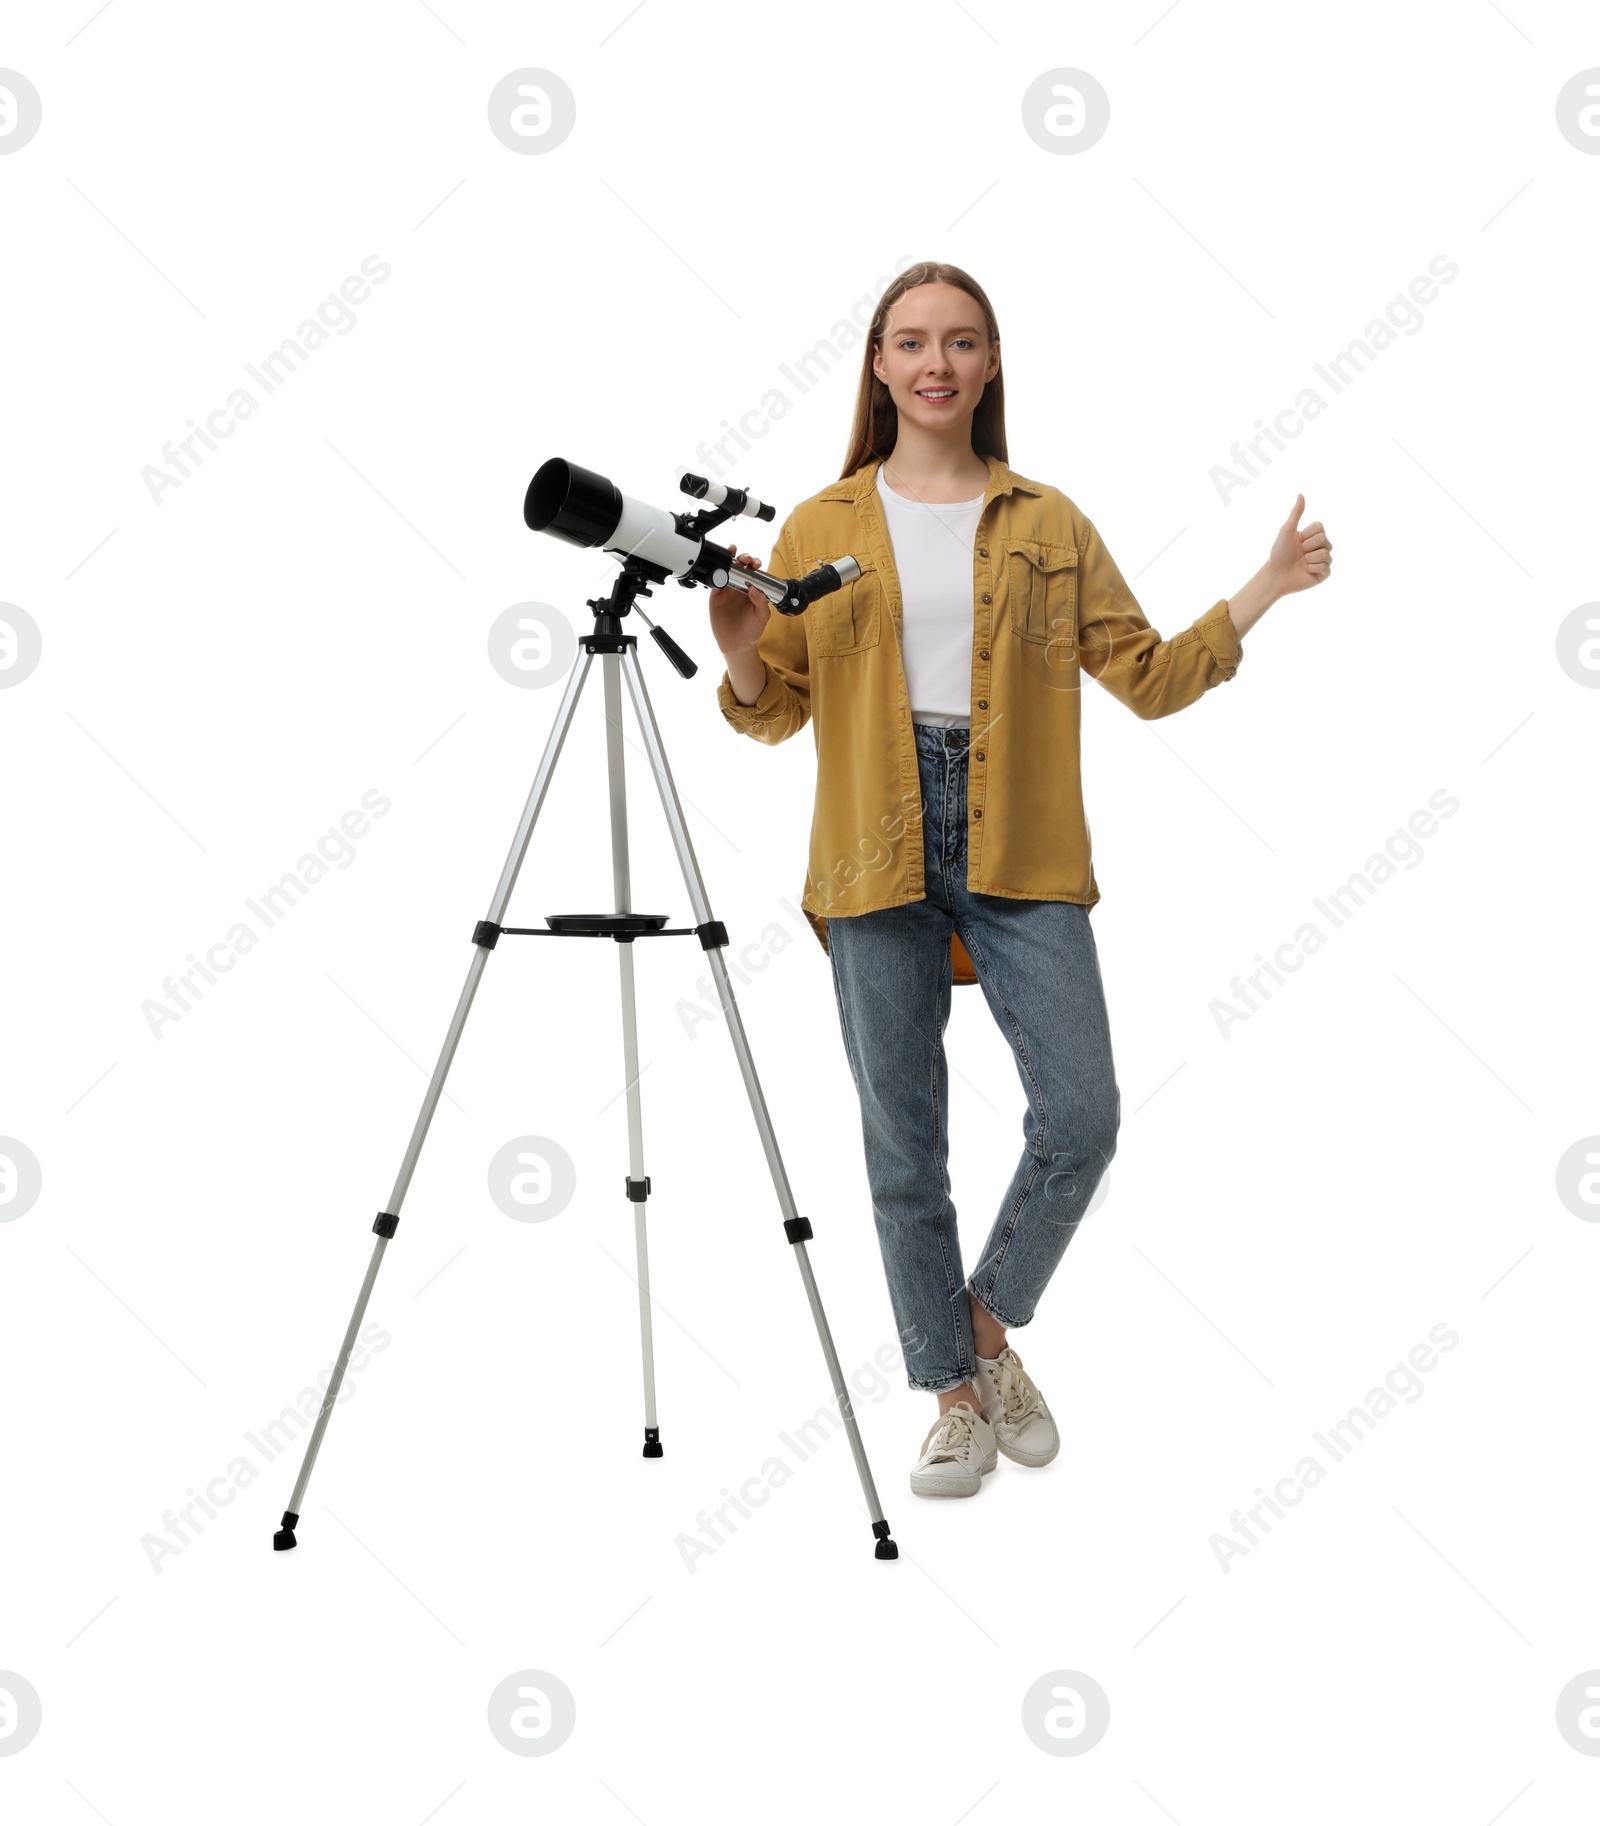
top-left (1266, 494), bottom-right (1333, 596)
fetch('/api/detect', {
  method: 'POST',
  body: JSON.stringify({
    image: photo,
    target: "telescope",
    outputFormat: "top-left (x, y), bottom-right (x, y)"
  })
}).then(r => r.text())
top-left (267, 455), bottom-right (903, 1567)
top-left (524, 458), bottom-right (860, 617)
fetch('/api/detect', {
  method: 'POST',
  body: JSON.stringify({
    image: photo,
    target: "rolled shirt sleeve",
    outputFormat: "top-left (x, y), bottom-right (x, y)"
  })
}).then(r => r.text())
top-left (1075, 515), bottom-right (1243, 720)
top-left (716, 515), bottom-right (813, 744)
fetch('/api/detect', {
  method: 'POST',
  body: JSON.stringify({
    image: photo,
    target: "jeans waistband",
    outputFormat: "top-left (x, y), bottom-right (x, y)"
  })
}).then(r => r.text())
top-left (913, 721), bottom-right (969, 754)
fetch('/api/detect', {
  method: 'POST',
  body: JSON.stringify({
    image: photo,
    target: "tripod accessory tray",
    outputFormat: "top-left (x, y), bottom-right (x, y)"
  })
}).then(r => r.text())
top-left (543, 912), bottom-right (670, 936)
top-left (472, 914), bottom-right (730, 948)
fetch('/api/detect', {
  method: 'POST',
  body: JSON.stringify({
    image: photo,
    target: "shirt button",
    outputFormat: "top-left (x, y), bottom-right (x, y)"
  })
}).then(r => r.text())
top-left (978, 547), bottom-right (988, 558)
top-left (978, 649), bottom-right (989, 660)
top-left (977, 699), bottom-right (988, 710)
top-left (981, 593), bottom-right (991, 604)
top-left (974, 749), bottom-right (984, 761)
top-left (972, 808), bottom-right (982, 819)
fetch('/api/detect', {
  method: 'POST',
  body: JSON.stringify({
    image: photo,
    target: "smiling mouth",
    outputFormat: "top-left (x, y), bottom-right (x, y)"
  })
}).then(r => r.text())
top-left (916, 388), bottom-right (956, 401)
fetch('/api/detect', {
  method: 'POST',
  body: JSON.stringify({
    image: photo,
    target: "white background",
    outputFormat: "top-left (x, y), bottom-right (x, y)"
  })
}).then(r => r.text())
top-left (2, 0), bottom-right (1597, 1818)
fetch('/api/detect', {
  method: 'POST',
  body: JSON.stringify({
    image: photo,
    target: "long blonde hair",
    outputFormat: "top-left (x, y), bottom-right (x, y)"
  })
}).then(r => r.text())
top-left (838, 260), bottom-right (1008, 479)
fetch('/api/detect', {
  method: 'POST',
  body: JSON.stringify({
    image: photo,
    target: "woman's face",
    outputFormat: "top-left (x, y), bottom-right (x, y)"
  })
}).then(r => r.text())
top-left (872, 282), bottom-right (1000, 432)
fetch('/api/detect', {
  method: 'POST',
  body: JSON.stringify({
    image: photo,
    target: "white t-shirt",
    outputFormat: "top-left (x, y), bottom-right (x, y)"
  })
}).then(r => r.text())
top-left (875, 465), bottom-right (984, 729)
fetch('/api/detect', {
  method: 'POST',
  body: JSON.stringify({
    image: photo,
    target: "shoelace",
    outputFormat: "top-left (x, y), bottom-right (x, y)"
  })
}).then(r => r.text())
top-left (919, 1401), bottom-right (980, 1463)
top-left (994, 1351), bottom-right (1045, 1423)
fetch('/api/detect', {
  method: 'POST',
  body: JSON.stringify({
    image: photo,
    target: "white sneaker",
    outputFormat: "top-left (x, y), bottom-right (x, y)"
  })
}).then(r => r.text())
top-left (974, 1346), bottom-right (1060, 1467)
top-left (909, 1399), bottom-right (998, 1498)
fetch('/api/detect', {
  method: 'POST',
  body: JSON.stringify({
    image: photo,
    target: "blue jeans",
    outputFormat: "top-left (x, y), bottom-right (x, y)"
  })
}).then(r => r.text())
top-left (825, 722), bottom-right (1121, 1394)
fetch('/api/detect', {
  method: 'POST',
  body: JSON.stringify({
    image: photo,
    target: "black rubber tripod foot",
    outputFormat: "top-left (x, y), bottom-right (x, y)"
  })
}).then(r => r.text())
top-left (873, 1519), bottom-right (898, 1560)
top-left (273, 1509), bottom-right (300, 1551)
top-left (642, 1425), bottom-right (663, 1459)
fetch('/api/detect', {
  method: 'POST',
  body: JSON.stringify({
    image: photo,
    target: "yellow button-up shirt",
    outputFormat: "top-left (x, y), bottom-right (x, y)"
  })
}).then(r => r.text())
top-left (717, 453), bottom-right (1243, 986)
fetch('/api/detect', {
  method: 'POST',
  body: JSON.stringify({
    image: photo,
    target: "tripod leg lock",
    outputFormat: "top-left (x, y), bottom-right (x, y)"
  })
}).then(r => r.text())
top-left (473, 919), bottom-right (501, 949)
top-left (372, 1212), bottom-right (400, 1238)
top-left (625, 1175), bottom-right (651, 1202)
top-left (695, 920), bottom-right (729, 950)
top-left (783, 1216), bottom-right (813, 1244)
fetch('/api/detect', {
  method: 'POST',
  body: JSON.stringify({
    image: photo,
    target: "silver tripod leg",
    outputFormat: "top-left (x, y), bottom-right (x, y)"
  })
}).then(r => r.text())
top-left (598, 652), bottom-right (661, 1455)
top-left (617, 642), bottom-right (897, 1559)
top-left (274, 645), bottom-right (600, 1550)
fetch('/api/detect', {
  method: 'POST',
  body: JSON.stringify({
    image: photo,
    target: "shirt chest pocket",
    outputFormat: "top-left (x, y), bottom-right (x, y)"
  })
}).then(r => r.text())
top-left (805, 557), bottom-right (883, 657)
top-left (1005, 539), bottom-right (1077, 652)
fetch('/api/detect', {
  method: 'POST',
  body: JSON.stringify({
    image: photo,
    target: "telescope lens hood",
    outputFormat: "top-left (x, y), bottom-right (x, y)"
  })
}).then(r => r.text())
top-left (524, 458), bottom-right (623, 546)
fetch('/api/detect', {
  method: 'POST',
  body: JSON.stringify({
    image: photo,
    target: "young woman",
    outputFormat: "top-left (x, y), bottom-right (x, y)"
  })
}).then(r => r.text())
top-left (708, 260), bottom-right (1331, 1500)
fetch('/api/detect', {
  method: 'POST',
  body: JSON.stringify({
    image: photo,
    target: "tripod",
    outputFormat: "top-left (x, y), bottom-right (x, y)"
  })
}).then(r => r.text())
top-left (274, 559), bottom-right (899, 1562)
